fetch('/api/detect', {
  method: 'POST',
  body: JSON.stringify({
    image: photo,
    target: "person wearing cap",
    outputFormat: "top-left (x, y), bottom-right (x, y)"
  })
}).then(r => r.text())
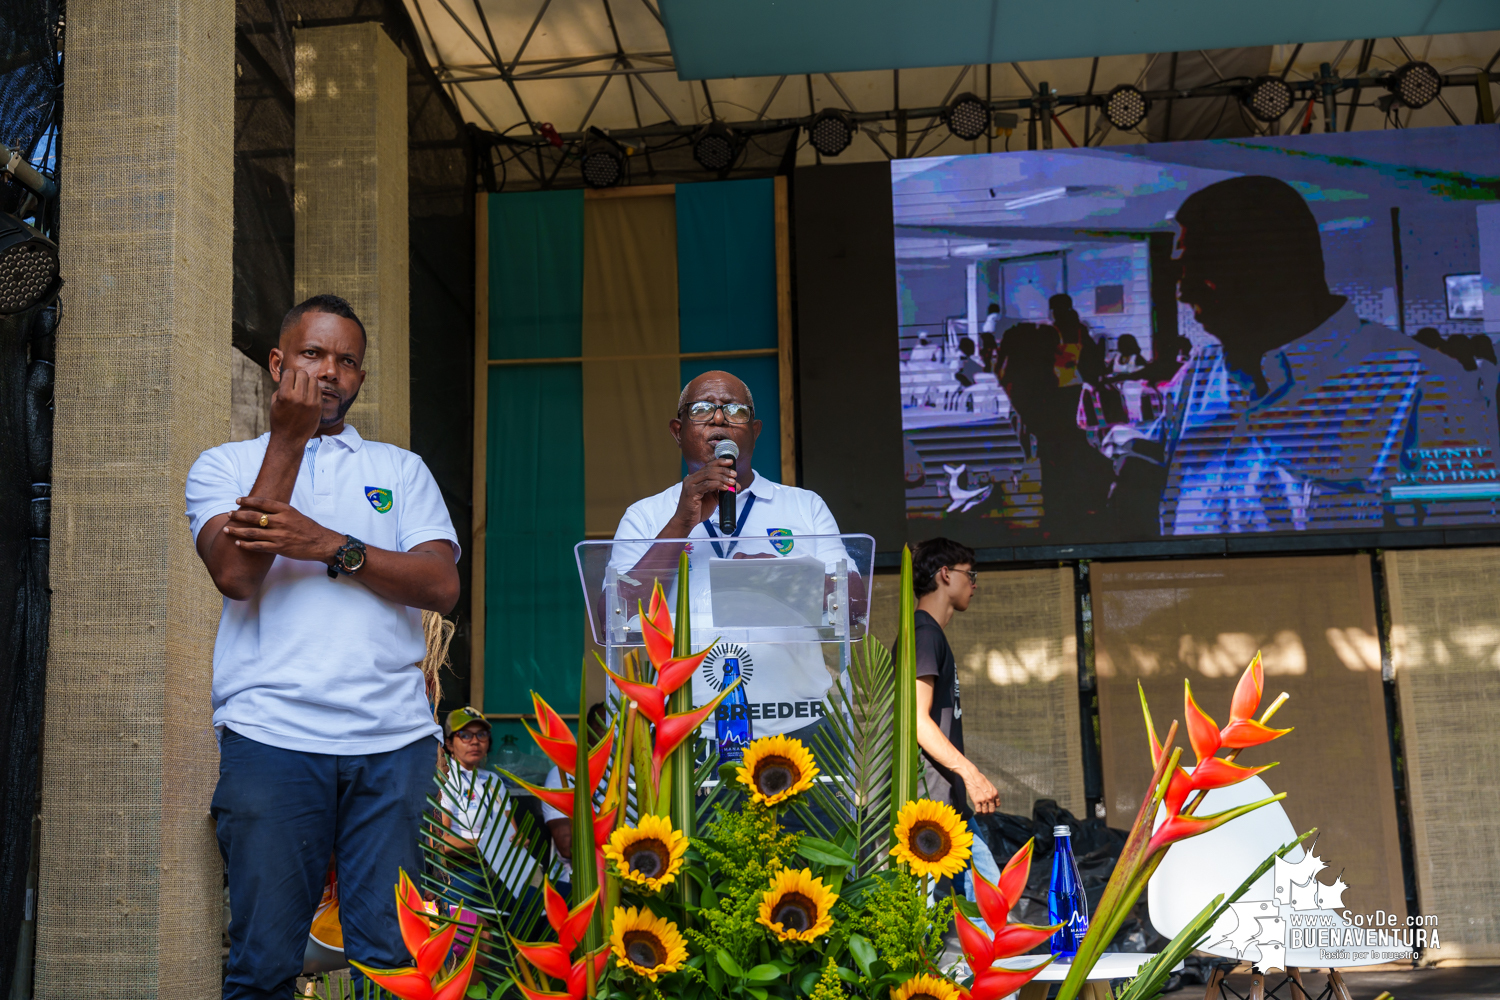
top-left (432, 708), bottom-right (538, 917)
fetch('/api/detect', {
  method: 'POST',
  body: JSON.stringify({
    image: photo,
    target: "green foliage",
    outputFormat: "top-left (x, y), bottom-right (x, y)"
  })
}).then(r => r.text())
top-left (890, 547), bottom-right (919, 833)
top-left (800, 637), bottom-right (896, 874)
top-left (419, 767), bottom-right (549, 993)
top-left (575, 657), bottom-right (601, 944)
top-left (685, 801), bottom-right (802, 972)
top-left (841, 868), bottom-right (951, 977)
top-left (807, 958), bottom-right (845, 1000)
top-left (670, 549), bottom-right (697, 858)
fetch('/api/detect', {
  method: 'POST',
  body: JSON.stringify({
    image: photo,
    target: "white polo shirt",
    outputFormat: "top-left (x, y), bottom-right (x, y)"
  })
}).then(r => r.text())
top-left (438, 766), bottom-right (536, 899)
top-left (612, 475), bottom-right (848, 739)
top-left (185, 425), bottom-right (458, 754)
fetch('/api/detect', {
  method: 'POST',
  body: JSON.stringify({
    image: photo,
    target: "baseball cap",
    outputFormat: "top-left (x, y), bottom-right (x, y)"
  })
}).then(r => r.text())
top-left (445, 706), bottom-right (492, 738)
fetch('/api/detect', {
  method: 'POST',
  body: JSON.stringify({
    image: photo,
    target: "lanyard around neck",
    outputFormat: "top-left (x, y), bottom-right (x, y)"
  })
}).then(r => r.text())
top-left (703, 492), bottom-right (757, 558)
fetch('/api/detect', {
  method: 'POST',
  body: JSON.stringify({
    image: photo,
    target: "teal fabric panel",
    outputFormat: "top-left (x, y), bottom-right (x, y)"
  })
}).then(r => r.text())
top-left (660, 0), bottom-right (1500, 80)
top-left (680, 355), bottom-right (780, 484)
top-left (676, 178), bottom-right (777, 354)
top-left (486, 365), bottom-right (584, 714)
top-left (489, 190), bottom-right (585, 360)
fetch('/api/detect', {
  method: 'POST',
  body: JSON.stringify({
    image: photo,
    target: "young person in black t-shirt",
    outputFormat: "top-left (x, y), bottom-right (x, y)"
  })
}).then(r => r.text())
top-left (912, 538), bottom-right (1000, 901)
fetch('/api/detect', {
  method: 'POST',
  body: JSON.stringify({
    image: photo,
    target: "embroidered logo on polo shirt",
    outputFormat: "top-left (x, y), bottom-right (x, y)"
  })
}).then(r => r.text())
top-left (766, 528), bottom-right (794, 555)
top-left (365, 487), bottom-right (394, 513)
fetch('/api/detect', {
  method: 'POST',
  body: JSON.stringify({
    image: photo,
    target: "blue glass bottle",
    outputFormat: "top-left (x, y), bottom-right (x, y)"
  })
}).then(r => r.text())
top-left (714, 655), bottom-right (753, 764)
top-left (1048, 825), bottom-right (1090, 960)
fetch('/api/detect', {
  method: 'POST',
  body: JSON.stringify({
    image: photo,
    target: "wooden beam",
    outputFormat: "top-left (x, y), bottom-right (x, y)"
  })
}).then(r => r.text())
top-left (471, 190), bottom-right (489, 713)
top-left (584, 182), bottom-right (676, 199)
top-left (488, 347), bottom-right (778, 366)
top-left (774, 174), bottom-right (797, 485)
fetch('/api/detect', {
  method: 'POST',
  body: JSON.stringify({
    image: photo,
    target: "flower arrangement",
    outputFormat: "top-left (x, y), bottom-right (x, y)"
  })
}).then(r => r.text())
top-left (390, 547), bottom-right (1310, 1000)
top-left (348, 869), bottom-right (480, 1000)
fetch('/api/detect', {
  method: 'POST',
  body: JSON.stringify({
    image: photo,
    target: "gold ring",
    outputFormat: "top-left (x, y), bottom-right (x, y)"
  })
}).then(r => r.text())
top-left (258, 514), bottom-right (269, 528)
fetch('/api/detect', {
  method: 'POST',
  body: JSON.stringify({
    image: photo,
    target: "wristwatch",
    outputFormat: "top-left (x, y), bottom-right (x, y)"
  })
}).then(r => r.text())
top-left (328, 535), bottom-right (367, 578)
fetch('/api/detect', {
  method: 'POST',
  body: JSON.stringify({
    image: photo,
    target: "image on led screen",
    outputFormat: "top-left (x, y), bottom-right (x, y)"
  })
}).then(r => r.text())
top-left (892, 127), bottom-right (1500, 545)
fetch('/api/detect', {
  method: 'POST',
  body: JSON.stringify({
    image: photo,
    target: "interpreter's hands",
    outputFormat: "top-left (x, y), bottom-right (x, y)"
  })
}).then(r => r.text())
top-left (268, 367), bottom-right (323, 444)
top-left (222, 496), bottom-right (343, 563)
top-left (670, 456), bottom-right (738, 531)
top-left (965, 766), bottom-right (1001, 815)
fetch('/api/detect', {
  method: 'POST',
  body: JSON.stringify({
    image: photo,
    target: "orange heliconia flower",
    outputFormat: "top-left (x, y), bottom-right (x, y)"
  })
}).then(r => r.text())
top-left (952, 840), bottom-right (1058, 1000)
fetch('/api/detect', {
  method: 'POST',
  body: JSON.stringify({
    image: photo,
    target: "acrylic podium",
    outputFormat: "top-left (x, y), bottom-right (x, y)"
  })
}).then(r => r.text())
top-left (574, 532), bottom-right (876, 678)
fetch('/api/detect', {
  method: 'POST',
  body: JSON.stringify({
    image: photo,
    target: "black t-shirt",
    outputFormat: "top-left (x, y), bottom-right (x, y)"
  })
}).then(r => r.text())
top-left (913, 609), bottom-right (969, 818)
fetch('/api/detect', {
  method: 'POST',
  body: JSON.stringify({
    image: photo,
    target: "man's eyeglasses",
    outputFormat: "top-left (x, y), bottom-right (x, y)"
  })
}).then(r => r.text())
top-left (452, 729), bottom-right (491, 743)
top-left (948, 567), bottom-right (978, 585)
top-left (682, 401), bottom-right (753, 425)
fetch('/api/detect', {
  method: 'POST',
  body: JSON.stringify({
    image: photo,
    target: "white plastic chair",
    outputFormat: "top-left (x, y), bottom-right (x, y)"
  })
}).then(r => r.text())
top-left (1147, 773), bottom-right (1387, 996)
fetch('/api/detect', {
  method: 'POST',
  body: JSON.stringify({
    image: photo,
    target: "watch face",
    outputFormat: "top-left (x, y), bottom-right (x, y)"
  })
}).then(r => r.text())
top-left (341, 546), bottom-right (364, 571)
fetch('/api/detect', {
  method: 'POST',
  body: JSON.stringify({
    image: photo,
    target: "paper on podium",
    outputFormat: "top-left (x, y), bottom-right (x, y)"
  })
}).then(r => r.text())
top-left (709, 555), bottom-right (827, 628)
top-left (575, 533), bottom-right (875, 647)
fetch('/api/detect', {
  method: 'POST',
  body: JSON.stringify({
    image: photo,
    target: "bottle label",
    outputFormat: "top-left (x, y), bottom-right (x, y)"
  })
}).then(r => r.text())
top-left (707, 645), bottom-right (755, 763)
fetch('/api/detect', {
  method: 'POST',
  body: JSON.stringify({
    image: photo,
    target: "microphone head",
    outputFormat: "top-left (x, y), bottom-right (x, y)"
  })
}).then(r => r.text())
top-left (713, 439), bottom-right (740, 461)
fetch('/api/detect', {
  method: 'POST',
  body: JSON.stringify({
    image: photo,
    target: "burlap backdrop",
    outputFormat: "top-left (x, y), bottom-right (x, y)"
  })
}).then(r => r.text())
top-left (1384, 547), bottom-right (1500, 963)
top-left (293, 22), bottom-right (410, 448)
top-left (38, 0), bottom-right (232, 990)
top-left (581, 193), bottom-right (681, 538)
top-left (1091, 556), bottom-right (1406, 923)
top-left (868, 567), bottom-right (1085, 817)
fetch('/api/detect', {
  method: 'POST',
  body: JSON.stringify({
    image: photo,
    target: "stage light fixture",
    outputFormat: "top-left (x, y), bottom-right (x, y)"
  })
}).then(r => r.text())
top-left (1388, 61), bottom-right (1442, 109)
top-left (1103, 84), bottom-right (1149, 131)
top-left (807, 109), bottom-right (854, 157)
top-left (692, 121), bottom-right (739, 172)
top-left (580, 137), bottom-right (624, 189)
top-left (0, 213), bottom-right (60, 315)
top-left (1242, 76), bottom-right (1294, 122)
top-left (944, 92), bottom-right (991, 142)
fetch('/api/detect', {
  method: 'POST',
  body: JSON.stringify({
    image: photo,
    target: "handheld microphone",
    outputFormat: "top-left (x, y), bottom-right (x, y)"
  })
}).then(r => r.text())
top-left (714, 439), bottom-right (740, 534)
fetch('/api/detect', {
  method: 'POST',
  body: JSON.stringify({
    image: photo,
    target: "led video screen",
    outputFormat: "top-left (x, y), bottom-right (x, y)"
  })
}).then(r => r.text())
top-left (893, 127), bottom-right (1500, 548)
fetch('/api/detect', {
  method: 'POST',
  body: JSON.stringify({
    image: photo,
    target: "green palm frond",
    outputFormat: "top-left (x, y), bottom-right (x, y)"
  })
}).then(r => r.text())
top-left (421, 767), bottom-right (550, 989)
top-left (798, 637), bottom-right (896, 873)
top-left (694, 742), bottom-right (726, 825)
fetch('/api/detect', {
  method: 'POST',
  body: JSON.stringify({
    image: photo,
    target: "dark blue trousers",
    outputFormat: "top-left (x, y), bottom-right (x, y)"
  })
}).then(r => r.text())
top-left (212, 728), bottom-right (438, 1000)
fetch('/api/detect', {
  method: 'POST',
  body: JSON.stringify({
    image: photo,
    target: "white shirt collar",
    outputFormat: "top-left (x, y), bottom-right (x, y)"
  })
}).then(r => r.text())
top-left (740, 473), bottom-right (780, 501)
top-left (307, 423), bottom-right (364, 452)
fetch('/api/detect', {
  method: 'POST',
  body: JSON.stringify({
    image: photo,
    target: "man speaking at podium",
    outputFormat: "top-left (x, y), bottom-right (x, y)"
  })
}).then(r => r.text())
top-left (613, 371), bottom-right (843, 749)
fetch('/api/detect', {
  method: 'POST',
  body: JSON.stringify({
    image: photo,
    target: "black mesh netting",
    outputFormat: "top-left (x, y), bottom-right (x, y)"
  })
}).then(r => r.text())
top-left (0, 302), bottom-right (52, 993)
top-left (0, 0), bottom-right (60, 158)
top-left (234, 0), bottom-right (476, 708)
top-left (0, 0), bottom-right (60, 987)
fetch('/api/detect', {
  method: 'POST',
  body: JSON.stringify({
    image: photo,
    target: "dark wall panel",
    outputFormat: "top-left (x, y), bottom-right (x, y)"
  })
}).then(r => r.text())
top-left (791, 162), bottom-right (905, 553)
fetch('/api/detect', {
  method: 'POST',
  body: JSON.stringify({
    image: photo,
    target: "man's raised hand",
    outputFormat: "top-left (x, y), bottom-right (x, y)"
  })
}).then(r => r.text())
top-left (670, 457), bottom-right (737, 531)
top-left (269, 367), bottom-right (323, 443)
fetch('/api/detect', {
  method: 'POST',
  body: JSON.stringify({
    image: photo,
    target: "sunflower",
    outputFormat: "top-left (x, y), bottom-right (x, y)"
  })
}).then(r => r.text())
top-left (604, 815), bottom-right (688, 891)
top-left (890, 798), bottom-right (973, 879)
top-left (756, 868), bottom-right (837, 942)
top-left (609, 906), bottom-right (687, 981)
top-left (737, 735), bottom-right (818, 805)
top-left (891, 974), bottom-right (963, 1000)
